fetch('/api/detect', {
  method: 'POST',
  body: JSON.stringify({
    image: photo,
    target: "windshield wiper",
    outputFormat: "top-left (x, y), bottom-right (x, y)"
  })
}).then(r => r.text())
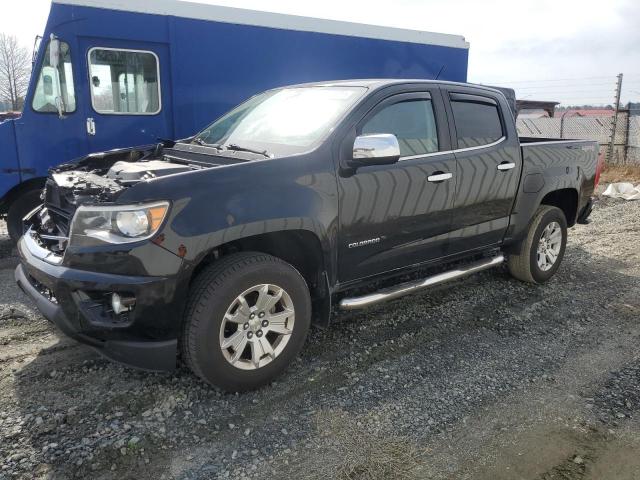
top-left (192, 138), bottom-right (222, 148)
top-left (223, 144), bottom-right (271, 158)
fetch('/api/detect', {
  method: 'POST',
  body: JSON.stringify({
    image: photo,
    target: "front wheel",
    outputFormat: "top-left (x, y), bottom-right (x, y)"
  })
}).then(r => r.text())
top-left (181, 252), bottom-right (311, 391)
top-left (508, 205), bottom-right (568, 284)
top-left (7, 189), bottom-right (43, 243)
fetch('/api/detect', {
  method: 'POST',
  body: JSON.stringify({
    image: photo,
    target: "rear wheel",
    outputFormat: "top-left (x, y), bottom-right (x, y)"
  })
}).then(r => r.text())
top-left (508, 205), bottom-right (567, 284)
top-left (182, 252), bottom-right (311, 391)
top-left (7, 189), bottom-right (43, 243)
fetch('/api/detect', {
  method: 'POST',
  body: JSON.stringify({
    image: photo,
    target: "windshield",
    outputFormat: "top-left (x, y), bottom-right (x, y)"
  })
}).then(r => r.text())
top-left (193, 86), bottom-right (366, 156)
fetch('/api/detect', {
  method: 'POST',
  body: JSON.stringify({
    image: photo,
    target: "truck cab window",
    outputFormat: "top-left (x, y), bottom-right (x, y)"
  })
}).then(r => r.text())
top-left (32, 41), bottom-right (76, 113)
top-left (89, 49), bottom-right (160, 114)
top-left (361, 99), bottom-right (438, 157)
top-left (451, 100), bottom-right (503, 148)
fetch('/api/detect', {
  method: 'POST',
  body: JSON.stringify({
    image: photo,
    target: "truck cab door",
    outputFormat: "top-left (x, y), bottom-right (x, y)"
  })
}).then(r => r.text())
top-left (12, 36), bottom-right (88, 186)
top-left (337, 88), bottom-right (457, 283)
top-left (80, 40), bottom-right (173, 152)
top-left (443, 90), bottom-right (522, 254)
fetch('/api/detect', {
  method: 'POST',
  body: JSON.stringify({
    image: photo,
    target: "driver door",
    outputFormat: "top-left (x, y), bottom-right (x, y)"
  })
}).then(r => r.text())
top-left (337, 88), bottom-right (458, 282)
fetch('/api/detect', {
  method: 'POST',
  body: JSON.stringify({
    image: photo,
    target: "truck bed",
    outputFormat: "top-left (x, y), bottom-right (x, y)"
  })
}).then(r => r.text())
top-left (508, 137), bottom-right (599, 239)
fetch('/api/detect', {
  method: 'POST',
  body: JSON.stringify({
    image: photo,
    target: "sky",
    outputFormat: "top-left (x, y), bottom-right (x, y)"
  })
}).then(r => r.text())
top-left (1, 0), bottom-right (639, 106)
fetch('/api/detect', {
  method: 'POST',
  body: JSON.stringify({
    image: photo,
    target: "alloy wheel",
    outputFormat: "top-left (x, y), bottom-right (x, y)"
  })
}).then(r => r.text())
top-left (536, 221), bottom-right (562, 271)
top-left (219, 284), bottom-right (295, 370)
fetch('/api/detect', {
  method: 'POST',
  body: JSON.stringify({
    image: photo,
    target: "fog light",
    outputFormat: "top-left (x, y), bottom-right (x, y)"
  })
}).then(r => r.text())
top-left (111, 293), bottom-right (136, 314)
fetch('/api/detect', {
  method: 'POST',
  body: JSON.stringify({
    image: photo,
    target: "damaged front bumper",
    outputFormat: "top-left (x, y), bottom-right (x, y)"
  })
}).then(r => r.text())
top-left (15, 232), bottom-right (180, 371)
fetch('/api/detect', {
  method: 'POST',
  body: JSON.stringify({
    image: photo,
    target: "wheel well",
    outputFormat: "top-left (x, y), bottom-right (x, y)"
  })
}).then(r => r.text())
top-left (0, 177), bottom-right (46, 216)
top-left (540, 188), bottom-right (578, 226)
top-left (191, 230), bottom-right (327, 299)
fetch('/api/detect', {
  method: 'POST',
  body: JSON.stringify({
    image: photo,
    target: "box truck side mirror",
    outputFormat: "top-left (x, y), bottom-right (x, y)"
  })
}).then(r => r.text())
top-left (49, 35), bottom-right (60, 69)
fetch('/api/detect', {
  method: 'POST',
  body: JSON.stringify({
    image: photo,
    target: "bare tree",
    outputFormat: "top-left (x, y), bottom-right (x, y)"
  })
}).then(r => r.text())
top-left (0, 34), bottom-right (31, 111)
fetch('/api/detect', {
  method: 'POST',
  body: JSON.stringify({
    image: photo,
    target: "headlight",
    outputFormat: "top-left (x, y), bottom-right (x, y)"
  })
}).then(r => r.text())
top-left (70, 202), bottom-right (169, 244)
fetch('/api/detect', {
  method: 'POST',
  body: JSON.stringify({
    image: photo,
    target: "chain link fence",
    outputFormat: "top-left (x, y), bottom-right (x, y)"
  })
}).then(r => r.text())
top-left (516, 113), bottom-right (640, 165)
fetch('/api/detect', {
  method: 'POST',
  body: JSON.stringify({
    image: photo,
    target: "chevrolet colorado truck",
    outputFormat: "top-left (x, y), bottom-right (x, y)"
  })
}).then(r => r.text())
top-left (15, 80), bottom-right (601, 391)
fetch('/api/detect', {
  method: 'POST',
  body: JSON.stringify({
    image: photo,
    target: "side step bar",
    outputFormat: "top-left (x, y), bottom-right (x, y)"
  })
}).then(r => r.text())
top-left (339, 255), bottom-right (505, 310)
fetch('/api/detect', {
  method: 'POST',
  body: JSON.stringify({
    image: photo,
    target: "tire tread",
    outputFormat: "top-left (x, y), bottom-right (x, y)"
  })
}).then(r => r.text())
top-left (507, 205), bottom-right (564, 284)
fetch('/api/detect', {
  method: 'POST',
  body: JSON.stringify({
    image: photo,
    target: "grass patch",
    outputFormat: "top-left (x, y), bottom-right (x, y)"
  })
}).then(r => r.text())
top-left (291, 409), bottom-right (423, 480)
top-left (601, 164), bottom-right (640, 184)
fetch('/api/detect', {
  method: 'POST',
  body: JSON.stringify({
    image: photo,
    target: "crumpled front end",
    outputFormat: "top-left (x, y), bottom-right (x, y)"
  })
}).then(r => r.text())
top-left (13, 148), bottom-right (203, 371)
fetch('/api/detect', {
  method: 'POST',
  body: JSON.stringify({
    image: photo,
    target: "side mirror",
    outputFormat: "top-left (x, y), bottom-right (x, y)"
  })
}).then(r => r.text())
top-left (351, 134), bottom-right (401, 167)
top-left (49, 35), bottom-right (60, 69)
top-left (48, 35), bottom-right (66, 118)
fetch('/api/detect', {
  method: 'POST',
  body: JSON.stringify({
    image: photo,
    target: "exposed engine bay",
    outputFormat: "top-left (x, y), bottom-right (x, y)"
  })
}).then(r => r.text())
top-left (27, 141), bottom-right (247, 254)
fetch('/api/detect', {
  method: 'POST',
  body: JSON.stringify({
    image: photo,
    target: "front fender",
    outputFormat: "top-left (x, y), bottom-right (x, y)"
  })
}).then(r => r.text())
top-left (116, 150), bottom-right (339, 282)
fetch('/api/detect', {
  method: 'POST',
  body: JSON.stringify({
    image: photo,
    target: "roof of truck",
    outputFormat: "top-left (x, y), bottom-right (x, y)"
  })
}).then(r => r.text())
top-left (52, 0), bottom-right (469, 49)
top-left (291, 79), bottom-right (504, 93)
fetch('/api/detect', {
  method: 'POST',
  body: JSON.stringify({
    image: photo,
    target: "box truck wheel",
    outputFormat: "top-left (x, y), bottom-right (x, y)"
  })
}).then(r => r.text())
top-left (7, 189), bottom-right (43, 243)
top-left (181, 252), bottom-right (311, 391)
top-left (508, 205), bottom-right (567, 284)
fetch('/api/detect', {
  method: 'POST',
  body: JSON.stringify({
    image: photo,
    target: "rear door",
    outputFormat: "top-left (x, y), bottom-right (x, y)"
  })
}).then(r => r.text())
top-left (79, 38), bottom-right (173, 152)
top-left (444, 89), bottom-right (522, 255)
top-left (337, 88), bottom-right (458, 282)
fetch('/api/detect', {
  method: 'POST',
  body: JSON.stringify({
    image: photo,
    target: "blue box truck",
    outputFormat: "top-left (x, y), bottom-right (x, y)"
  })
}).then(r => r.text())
top-left (0, 0), bottom-right (469, 240)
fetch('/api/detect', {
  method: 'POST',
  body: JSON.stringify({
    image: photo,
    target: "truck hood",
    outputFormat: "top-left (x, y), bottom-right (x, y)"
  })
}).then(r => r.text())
top-left (38, 142), bottom-right (253, 239)
top-left (49, 141), bottom-right (261, 204)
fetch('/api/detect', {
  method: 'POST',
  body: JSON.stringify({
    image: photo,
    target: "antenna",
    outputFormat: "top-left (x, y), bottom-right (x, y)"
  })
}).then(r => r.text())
top-left (434, 65), bottom-right (446, 80)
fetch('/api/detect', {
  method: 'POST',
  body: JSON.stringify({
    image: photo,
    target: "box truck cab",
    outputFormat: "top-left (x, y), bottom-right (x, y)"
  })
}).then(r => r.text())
top-left (0, 0), bottom-right (469, 241)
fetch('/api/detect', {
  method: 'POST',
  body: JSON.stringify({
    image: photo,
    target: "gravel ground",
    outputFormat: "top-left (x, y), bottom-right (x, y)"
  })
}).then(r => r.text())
top-left (1, 192), bottom-right (639, 480)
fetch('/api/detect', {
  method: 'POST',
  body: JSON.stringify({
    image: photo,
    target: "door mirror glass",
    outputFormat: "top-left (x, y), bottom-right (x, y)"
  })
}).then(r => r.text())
top-left (49, 36), bottom-right (60, 68)
top-left (351, 134), bottom-right (401, 166)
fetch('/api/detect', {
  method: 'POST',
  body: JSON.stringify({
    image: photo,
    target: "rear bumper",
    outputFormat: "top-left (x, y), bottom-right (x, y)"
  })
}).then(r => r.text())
top-left (15, 235), bottom-right (179, 371)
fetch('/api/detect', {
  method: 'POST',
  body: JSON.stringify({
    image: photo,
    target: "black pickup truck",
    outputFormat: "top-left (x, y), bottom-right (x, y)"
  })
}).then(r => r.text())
top-left (15, 80), bottom-right (601, 391)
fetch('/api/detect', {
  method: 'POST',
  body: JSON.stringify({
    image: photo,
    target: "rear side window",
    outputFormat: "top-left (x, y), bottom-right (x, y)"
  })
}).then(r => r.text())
top-left (361, 99), bottom-right (438, 157)
top-left (451, 99), bottom-right (503, 148)
top-left (88, 49), bottom-right (160, 114)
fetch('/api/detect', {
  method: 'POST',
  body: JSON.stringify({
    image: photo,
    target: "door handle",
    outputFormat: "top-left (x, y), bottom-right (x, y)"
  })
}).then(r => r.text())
top-left (427, 172), bottom-right (453, 183)
top-left (86, 117), bottom-right (96, 136)
top-left (497, 162), bottom-right (515, 171)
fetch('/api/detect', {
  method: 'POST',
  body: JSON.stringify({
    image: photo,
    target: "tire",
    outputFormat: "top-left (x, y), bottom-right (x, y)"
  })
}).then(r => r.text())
top-left (508, 205), bottom-right (568, 284)
top-left (181, 252), bottom-right (311, 391)
top-left (7, 189), bottom-right (43, 243)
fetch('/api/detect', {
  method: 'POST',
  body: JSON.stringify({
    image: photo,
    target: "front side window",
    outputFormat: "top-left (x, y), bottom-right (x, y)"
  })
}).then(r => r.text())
top-left (89, 49), bottom-right (160, 114)
top-left (451, 100), bottom-right (503, 148)
top-left (32, 40), bottom-right (76, 113)
top-left (361, 99), bottom-right (439, 157)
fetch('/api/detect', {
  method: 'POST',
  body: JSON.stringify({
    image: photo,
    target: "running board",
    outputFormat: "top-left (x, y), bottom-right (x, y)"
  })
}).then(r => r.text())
top-left (339, 255), bottom-right (505, 310)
